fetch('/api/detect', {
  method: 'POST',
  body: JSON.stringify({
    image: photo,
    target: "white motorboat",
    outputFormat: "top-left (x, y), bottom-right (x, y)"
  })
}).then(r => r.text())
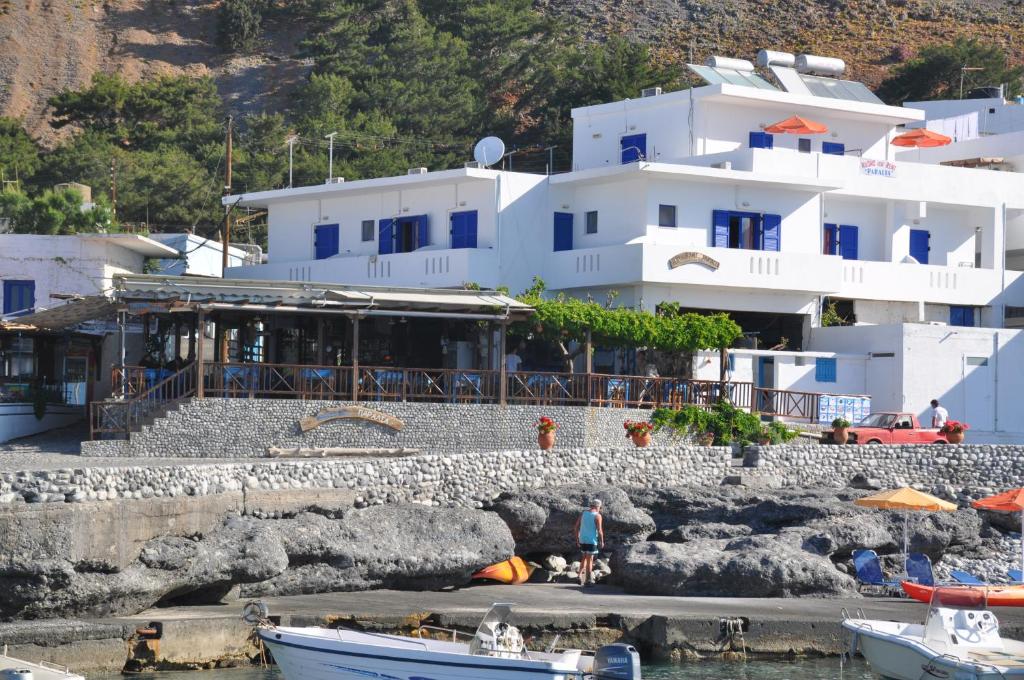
top-left (244, 601), bottom-right (641, 680)
top-left (843, 585), bottom-right (1024, 679)
top-left (0, 647), bottom-right (85, 680)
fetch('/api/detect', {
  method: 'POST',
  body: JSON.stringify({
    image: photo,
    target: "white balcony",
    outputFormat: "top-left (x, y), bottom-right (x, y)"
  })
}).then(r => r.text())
top-left (226, 248), bottom-right (501, 289)
top-left (837, 260), bottom-right (1009, 306)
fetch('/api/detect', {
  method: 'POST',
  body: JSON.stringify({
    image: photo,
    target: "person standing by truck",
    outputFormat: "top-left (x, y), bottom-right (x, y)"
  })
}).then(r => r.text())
top-left (929, 399), bottom-right (949, 428)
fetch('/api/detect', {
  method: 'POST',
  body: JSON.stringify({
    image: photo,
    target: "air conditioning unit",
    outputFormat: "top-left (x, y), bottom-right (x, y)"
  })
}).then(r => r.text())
top-left (408, 167), bottom-right (428, 175)
top-left (324, 177), bottom-right (345, 184)
top-left (712, 161), bottom-right (732, 170)
top-left (464, 161), bottom-right (483, 169)
top-left (641, 86), bottom-right (662, 98)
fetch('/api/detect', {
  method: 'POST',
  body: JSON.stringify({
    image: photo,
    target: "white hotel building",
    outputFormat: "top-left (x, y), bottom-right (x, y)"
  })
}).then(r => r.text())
top-left (225, 53), bottom-right (1024, 441)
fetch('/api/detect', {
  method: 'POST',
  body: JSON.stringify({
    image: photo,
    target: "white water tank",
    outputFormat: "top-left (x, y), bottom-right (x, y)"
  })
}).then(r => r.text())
top-left (704, 56), bottom-right (755, 72)
top-left (795, 54), bottom-right (846, 76)
top-left (757, 50), bottom-right (795, 68)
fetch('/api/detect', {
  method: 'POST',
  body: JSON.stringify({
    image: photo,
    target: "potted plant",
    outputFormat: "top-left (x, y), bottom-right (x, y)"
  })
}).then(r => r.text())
top-left (699, 431), bottom-right (716, 446)
top-left (757, 426), bottom-right (772, 446)
top-left (624, 420), bottom-right (654, 447)
top-left (832, 417), bottom-right (852, 445)
top-left (940, 420), bottom-right (969, 444)
top-left (536, 416), bottom-right (558, 450)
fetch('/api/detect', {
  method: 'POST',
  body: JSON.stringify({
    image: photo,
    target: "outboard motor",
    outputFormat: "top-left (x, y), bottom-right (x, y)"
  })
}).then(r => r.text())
top-left (592, 643), bottom-right (641, 680)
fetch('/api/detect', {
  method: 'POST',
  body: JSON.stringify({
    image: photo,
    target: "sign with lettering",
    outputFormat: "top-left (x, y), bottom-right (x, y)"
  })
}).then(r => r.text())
top-left (299, 406), bottom-right (404, 432)
top-left (668, 251), bottom-right (721, 271)
top-left (860, 159), bottom-right (897, 178)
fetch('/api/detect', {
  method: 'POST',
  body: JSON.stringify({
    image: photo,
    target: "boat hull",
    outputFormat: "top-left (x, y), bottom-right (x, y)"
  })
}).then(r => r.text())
top-left (259, 628), bottom-right (579, 680)
top-left (903, 581), bottom-right (1024, 607)
top-left (472, 557), bottom-right (534, 585)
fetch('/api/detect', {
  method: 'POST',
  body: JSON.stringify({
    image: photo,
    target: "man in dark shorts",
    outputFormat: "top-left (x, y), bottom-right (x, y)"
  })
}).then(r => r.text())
top-left (573, 498), bottom-right (604, 586)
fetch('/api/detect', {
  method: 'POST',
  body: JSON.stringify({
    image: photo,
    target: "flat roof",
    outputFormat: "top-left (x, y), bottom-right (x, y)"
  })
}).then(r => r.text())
top-left (112, 274), bottom-right (533, 320)
top-left (223, 167), bottom-right (508, 209)
top-left (550, 160), bottom-right (843, 192)
top-left (81, 234), bottom-right (181, 257)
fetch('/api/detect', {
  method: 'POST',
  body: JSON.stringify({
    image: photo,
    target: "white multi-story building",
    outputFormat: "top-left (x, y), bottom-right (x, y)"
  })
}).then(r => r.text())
top-left (224, 52), bottom-right (1024, 440)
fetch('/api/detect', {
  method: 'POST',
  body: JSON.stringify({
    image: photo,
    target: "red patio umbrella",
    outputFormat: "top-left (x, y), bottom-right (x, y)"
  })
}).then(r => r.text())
top-left (764, 115), bottom-right (829, 135)
top-left (972, 488), bottom-right (1024, 577)
top-left (892, 128), bottom-right (952, 148)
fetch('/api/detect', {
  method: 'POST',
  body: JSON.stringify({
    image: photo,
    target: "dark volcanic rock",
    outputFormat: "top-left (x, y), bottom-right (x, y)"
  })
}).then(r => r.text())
top-left (654, 522), bottom-right (752, 543)
top-left (488, 486), bottom-right (655, 554)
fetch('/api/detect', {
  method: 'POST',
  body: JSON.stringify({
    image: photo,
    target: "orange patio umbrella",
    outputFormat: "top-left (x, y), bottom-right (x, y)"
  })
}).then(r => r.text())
top-left (972, 489), bottom-right (1024, 576)
top-left (891, 128), bottom-right (952, 148)
top-left (855, 487), bottom-right (957, 570)
top-left (764, 115), bottom-right (829, 135)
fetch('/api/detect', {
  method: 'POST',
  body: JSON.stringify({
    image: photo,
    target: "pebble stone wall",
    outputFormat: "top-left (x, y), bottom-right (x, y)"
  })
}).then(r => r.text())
top-left (0, 445), bottom-right (729, 506)
top-left (80, 399), bottom-right (655, 458)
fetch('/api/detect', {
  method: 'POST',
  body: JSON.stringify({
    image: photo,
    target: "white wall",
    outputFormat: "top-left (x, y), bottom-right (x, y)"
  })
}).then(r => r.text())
top-left (149, 233), bottom-right (248, 277)
top-left (0, 404), bottom-right (84, 443)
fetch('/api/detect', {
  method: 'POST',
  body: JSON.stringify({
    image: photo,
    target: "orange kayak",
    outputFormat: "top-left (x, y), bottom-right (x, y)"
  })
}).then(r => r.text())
top-left (902, 580), bottom-right (1024, 607)
top-left (471, 557), bottom-right (534, 585)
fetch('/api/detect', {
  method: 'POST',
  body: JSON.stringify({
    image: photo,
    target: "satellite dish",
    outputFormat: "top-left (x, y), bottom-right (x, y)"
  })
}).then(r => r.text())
top-left (473, 136), bottom-right (506, 167)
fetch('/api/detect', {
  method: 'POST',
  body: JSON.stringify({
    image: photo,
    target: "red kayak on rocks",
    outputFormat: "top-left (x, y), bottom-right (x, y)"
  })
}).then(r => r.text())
top-left (902, 580), bottom-right (1024, 607)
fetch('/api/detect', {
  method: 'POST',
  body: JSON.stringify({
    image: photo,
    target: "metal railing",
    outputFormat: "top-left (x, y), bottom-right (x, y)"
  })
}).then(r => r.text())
top-left (90, 362), bottom-right (197, 439)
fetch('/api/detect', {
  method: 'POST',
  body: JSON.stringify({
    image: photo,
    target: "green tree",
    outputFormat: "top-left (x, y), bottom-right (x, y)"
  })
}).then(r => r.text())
top-left (236, 113), bottom-right (290, 192)
top-left (877, 38), bottom-right (1024, 104)
top-left (0, 187), bottom-right (115, 235)
top-left (217, 0), bottom-right (270, 52)
top-left (0, 118), bottom-right (41, 185)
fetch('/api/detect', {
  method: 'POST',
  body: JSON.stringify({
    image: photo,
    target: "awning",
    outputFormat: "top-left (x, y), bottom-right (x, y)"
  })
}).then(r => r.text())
top-left (0, 296), bottom-right (117, 333)
top-left (112, 274), bottom-right (534, 320)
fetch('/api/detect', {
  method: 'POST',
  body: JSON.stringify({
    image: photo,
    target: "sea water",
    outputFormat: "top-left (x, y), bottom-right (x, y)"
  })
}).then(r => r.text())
top-left (96, 657), bottom-right (877, 680)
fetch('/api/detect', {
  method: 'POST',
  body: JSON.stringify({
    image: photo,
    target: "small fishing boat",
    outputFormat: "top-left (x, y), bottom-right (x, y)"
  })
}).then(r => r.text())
top-left (904, 580), bottom-right (1024, 607)
top-left (1, 647), bottom-right (85, 680)
top-left (472, 557), bottom-right (535, 585)
top-left (843, 585), bottom-right (1024, 679)
top-left (245, 601), bottom-right (640, 680)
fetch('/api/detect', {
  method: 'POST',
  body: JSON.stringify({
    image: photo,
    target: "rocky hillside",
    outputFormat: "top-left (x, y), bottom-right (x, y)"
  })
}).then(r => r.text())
top-left (3, 0), bottom-right (1024, 146)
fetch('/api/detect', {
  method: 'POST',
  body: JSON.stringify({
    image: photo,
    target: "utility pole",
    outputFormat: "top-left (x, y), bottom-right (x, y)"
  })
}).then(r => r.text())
top-left (287, 136), bottom-right (298, 187)
top-left (222, 115), bottom-right (233, 276)
top-left (110, 158), bottom-right (117, 220)
top-left (325, 132), bottom-right (337, 181)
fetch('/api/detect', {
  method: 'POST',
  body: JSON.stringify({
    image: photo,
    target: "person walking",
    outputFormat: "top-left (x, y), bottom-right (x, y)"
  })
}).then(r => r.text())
top-left (574, 499), bottom-right (604, 587)
top-left (929, 399), bottom-right (949, 428)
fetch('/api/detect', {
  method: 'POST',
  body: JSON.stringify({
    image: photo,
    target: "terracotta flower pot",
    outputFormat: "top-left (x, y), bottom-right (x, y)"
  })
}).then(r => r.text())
top-left (946, 431), bottom-right (964, 444)
top-left (631, 432), bottom-right (651, 448)
top-left (538, 431), bottom-right (556, 450)
top-left (833, 427), bottom-right (849, 445)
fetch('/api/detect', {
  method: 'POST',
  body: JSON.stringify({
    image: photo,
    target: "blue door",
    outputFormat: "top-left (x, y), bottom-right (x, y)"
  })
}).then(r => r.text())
top-left (761, 214), bottom-right (781, 251)
top-left (2, 280), bottom-right (34, 315)
top-left (712, 210), bottom-right (731, 248)
top-left (414, 215), bottom-right (429, 250)
top-left (450, 211), bottom-right (478, 249)
top-left (378, 218), bottom-right (395, 255)
top-left (313, 224), bottom-right (339, 260)
top-left (620, 133), bottom-right (647, 163)
top-left (950, 306), bottom-right (975, 327)
top-left (749, 132), bottom-right (774, 149)
top-left (909, 229), bottom-right (930, 264)
top-left (553, 212), bottom-right (573, 252)
top-left (824, 224), bottom-right (839, 255)
top-left (839, 225), bottom-right (859, 261)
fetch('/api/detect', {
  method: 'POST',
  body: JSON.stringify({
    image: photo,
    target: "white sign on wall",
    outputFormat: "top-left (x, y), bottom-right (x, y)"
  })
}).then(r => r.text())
top-left (860, 159), bottom-right (897, 178)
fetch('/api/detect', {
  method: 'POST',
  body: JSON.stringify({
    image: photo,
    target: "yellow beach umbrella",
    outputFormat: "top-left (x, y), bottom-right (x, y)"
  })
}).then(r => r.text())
top-left (854, 487), bottom-right (957, 571)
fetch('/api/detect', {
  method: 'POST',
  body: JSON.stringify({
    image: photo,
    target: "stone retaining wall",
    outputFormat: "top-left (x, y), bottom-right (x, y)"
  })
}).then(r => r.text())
top-left (81, 399), bottom-right (655, 458)
top-left (1, 445), bottom-right (730, 507)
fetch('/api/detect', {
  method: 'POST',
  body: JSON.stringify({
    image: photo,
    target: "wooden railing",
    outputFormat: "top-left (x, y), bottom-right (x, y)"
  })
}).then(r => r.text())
top-left (90, 362), bottom-right (197, 439)
top-left (753, 387), bottom-right (819, 421)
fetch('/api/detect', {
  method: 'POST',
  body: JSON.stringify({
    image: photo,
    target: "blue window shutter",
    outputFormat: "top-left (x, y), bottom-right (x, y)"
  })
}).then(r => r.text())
top-left (823, 224), bottom-right (838, 255)
top-left (553, 212), bottom-right (573, 252)
top-left (620, 133), bottom-right (647, 163)
top-left (839, 225), bottom-right (859, 260)
top-left (761, 214), bottom-right (781, 251)
top-left (450, 211), bottom-right (478, 249)
top-left (378, 218), bottom-right (395, 255)
top-left (712, 210), bottom-right (730, 248)
top-left (313, 224), bottom-right (339, 260)
top-left (822, 142), bottom-right (845, 156)
top-left (964, 306), bottom-right (975, 327)
top-left (415, 215), bottom-right (429, 250)
top-left (3, 280), bottom-right (34, 315)
top-left (909, 229), bottom-right (930, 264)
top-left (815, 358), bottom-right (837, 383)
top-left (749, 131), bottom-right (774, 149)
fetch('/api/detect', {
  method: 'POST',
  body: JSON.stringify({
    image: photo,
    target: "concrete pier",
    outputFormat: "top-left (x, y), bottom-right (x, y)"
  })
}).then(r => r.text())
top-left (7, 584), bottom-right (1024, 672)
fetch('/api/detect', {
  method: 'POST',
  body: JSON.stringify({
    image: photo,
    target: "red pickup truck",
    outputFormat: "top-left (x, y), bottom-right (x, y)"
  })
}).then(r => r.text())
top-left (827, 412), bottom-right (949, 445)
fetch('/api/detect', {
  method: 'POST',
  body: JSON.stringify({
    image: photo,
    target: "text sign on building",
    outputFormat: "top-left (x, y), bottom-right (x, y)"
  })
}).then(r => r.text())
top-left (668, 251), bottom-right (721, 271)
top-left (860, 159), bottom-right (897, 178)
top-left (299, 406), bottom-right (405, 432)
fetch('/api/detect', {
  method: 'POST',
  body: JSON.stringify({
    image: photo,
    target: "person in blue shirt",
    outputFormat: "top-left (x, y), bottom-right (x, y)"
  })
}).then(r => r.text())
top-left (573, 498), bottom-right (605, 587)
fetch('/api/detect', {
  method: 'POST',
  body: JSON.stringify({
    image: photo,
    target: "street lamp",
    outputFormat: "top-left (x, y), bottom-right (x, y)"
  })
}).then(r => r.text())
top-left (325, 132), bottom-right (338, 181)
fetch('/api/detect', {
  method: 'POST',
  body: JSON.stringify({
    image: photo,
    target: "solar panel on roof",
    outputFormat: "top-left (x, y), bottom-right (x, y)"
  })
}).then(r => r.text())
top-left (799, 74), bottom-right (884, 104)
top-left (687, 64), bottom-right (779, 91)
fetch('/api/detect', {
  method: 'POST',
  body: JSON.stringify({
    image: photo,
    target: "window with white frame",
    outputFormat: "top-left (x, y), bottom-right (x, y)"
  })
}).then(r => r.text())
top-left (361, 220), bottom-right (375, 242)
top-left (659, 204), bottom-right (677, 228)
top-left (585, 211), bottom-right (598, 234)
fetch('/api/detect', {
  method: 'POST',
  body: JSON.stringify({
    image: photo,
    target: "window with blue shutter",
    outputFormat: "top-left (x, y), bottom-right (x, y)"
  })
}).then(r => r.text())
top-left (950, 306), bottom-right (975, 327)
top-left (414, 215), bottom-right (429, 250)
top-left (815, 358), bottom-right (837, 383)
top-left (553, 212), bottom-right (573, 252)
top-left (378, 218), bottom-right (395, 255)
top-left (313, 224), bottom-right (339, 260)
top-left (761, 214), bottom-right (781, 252)
top-left (822, 142), bottom-right (845, 155)
top-left (749, 132), bottom-right (774, 149)
top-left (712, 210), bottom-right (731, 248)
top-left (838, 225), bottom-right (859, 261)
top-left (620, 133), bottom-right (647, 163)
top-left (824, 224), bottom-right (839, 255)
top-left (2, 280), bottom-right (34, 316)
top-left (450, 211), bottom-right (478, 249)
